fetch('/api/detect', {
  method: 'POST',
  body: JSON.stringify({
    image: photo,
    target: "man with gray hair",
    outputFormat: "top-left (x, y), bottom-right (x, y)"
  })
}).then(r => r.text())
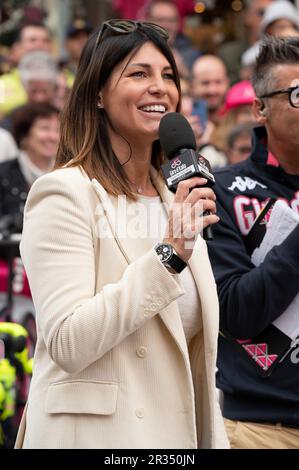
top-left (208, 36), bottom-right (299, 448)
top-left (0, 51), bottom-right (59, 133)
top-left (18, 50), bottom-right (58, 105)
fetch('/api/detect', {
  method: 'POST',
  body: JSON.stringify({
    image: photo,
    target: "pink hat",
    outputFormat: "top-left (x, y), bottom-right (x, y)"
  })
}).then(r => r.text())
top-left (224, 81), bottom-right (255, 111)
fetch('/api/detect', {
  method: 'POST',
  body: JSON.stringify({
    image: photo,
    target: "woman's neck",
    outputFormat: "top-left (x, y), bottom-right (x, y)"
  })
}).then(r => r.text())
top-left (109, 130), bottom-right (158, 196)
top-left (25, 151), bottom-right (53, 171)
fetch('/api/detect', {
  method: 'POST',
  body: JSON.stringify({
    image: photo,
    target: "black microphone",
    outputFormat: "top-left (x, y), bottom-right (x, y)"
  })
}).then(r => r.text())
top-left (159, 112), bottom-right (215, 241)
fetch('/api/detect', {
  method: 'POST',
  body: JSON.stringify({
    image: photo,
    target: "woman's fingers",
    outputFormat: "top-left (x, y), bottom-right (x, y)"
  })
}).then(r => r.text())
top-left (164, 178), bottom-right (219, 262)
top-left (184, 186), bottom-right (216, 206)
top-left (175, 177), bottom-right (208, 203)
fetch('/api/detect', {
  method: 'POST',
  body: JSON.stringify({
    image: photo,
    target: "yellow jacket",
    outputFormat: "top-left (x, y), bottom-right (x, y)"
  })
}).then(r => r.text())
top-left (0, 69), bottom-right (27, 116)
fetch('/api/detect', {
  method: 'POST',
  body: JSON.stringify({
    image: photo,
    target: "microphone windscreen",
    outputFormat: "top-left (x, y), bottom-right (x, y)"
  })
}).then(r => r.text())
top-left (159, 112), bottom-right (196, 159)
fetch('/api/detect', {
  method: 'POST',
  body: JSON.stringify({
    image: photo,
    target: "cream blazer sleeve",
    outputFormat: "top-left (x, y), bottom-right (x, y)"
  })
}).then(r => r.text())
top-left (20, 170), bottom-right (184, 374)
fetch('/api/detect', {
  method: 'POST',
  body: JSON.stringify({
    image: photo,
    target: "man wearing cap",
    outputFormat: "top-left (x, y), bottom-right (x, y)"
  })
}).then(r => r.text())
top-left (206, 80), bottom-right (256, 162)
top-left (63, 19), bottom-right (93, 87)
top-left (208, 36), bottom-right (299, 448)
top-left (260, 0), bottom-right (299, 37)
top-left (224, 80), bottom-right (256, 124)
top-left (241, 1), bottom-right (299, 81)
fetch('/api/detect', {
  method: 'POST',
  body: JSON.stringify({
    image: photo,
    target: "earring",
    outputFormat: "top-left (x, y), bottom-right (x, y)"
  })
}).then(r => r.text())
top-left (97, 92), bottom-right (104, 109)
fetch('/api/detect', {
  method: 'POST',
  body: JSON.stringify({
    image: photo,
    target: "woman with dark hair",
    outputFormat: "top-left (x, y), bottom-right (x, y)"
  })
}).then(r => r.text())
top-left (0, 102), bottom-right (60, 220)
top-left (15, 20), bottom-right (227, 449)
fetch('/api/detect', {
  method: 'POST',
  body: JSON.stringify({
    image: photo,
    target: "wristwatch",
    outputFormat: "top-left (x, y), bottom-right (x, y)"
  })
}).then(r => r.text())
top-left (154, 243), bottom-right (187, 274)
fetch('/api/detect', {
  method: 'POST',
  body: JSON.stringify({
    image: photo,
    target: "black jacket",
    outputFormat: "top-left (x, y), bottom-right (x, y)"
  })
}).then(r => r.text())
top-left (207, 126), bottom-right (299, 425)
top-left (0, 158), bottom-right (28, 218)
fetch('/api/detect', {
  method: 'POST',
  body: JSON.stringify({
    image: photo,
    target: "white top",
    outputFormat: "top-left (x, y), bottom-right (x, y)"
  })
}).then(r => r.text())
top-left (0, 128), bottom-right (18, 162)
top-left (18, 150), bottom-right (49, 186)
top-left (138, 194), bottom-right (202, 344)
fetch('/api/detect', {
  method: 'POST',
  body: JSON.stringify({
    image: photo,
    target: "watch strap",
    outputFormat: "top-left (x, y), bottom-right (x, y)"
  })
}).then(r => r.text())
top-left (167, 252), bottom-right (187, 273)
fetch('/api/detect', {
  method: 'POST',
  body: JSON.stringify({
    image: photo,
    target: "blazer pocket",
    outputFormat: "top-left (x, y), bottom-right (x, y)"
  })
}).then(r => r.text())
top-left (45, 380), bottom-right (118, 415)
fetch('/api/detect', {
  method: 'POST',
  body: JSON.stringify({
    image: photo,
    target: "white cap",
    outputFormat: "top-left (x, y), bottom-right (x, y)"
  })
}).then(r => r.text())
top-left (19, 51), bottom-right (58, 85)
top-left (260, 1), bottom-right (299, 34)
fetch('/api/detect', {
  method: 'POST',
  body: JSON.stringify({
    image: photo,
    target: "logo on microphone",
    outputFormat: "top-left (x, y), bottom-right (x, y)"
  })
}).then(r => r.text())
top-left (171, 158), bottom-right (182, 169)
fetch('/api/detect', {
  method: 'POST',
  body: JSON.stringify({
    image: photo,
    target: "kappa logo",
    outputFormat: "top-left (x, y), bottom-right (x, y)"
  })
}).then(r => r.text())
top-left (171, 158), bottom-right (182, 169)
top-left (228, 176), bottom-right (267, 192)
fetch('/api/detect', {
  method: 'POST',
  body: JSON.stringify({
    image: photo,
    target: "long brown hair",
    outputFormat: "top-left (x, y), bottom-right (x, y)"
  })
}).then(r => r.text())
top-left (55, 23), bottom-right (181, 200)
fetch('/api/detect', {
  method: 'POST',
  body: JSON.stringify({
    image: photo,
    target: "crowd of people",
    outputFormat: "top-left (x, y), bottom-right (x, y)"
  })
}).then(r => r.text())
top-left (0, 0), bottom-right (299, 450)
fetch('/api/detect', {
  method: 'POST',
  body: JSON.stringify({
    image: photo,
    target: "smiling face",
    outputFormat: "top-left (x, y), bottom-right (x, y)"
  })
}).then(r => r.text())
top-left (25, 79), bottom-right (56, 104)
top-left (101, 41), bottom-right (179, 146)
top-left (22, 114), bottom-right (60, 167)
top-left (192, 56), bottom-right (229, 114)
top-left (20, 25), bottom-right (52, 55)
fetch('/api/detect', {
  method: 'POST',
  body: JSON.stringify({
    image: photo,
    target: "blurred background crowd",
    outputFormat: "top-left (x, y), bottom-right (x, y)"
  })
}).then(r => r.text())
top-left (1, 0), bottom-right (299, 191)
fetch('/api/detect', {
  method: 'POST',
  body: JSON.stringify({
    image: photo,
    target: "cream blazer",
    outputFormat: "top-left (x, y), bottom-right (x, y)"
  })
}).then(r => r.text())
top-left (15, 165), bottom-right (228, 449)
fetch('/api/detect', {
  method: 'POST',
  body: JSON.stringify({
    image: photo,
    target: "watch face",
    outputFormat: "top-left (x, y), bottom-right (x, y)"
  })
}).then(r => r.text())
top-left (155, 243), bottom-right (173, 263)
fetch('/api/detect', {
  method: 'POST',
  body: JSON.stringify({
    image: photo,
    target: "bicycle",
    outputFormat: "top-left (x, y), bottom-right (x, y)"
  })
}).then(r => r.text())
top-left (0, 216), bottom-right (35, 448)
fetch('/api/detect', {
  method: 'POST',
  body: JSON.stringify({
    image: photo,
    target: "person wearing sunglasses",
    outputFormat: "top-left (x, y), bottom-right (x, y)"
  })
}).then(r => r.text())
top-left (207, 36), bottom-right (299, 448)
top-left (14, 20), bottom-right (227, 449)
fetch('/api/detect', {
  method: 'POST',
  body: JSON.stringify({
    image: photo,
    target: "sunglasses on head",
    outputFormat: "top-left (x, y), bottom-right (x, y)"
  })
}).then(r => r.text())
top-left (94, 19), bottom-right (169, 50)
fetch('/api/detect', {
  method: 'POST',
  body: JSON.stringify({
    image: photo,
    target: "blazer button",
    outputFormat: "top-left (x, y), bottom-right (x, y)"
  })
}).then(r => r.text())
top-left (135, 408), bottom-right (144, 419)
top-left (136, 346), bottom-right (147, 358)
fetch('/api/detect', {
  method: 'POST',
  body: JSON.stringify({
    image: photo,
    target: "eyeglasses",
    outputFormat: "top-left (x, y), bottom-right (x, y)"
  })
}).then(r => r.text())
top-left (260, 86), bottom-right (299, 108)
top-left (94, 19), bottom-right (169, 50)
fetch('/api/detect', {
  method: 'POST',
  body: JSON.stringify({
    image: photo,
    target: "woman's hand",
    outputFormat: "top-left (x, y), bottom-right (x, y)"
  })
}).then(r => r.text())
top-left (163, 177), bottom-right (219, 262)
